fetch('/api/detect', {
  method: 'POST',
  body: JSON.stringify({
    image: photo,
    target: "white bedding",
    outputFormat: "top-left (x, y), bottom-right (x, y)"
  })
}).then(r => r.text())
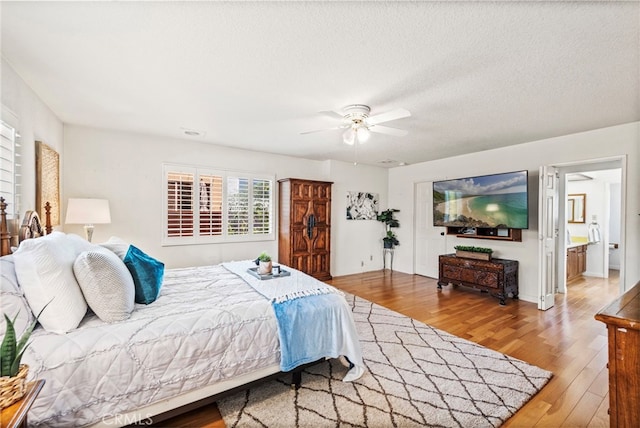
top-left (23, 264), bottom-right (280, 427)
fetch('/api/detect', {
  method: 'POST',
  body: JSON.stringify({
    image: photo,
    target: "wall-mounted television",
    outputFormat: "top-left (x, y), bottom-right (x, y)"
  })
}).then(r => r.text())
top-left (433, 170), bottom-right (529, 229)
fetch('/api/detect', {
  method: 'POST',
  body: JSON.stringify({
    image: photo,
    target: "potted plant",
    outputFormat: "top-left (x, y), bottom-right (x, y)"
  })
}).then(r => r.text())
top-left (377, 209), bottom-right (400, 249)
top-left (454, 245), bottom-right (493, 261)
top-left (0, 311), bottom-right (41, 409)
top-left (256, 251), bottom-right (273, 275)
top-left (383, 230), bottom-right (400, 248)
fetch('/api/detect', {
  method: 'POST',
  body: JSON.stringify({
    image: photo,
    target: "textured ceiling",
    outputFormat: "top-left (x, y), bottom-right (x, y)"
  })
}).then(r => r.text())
top-left (1, 1), bottom-right (638, 168)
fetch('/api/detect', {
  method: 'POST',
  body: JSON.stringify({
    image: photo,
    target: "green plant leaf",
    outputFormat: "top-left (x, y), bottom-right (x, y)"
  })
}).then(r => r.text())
top-left (257, 251), bottom-right (271, 262)
top-left (15, 305), bottom-right (46, 357)
top-left (10, 343), bottom-right (29, 376)
top-left (1, 301), bottom-right (51, 377)
top-left (1, 314), bottom-right (17, 376)
top-left (454, 245), bottom-right (493, 253)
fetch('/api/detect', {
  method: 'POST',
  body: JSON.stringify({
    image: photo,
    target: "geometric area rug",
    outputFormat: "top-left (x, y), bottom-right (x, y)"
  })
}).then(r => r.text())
top-left (218, 293), bottom-right (553, 427)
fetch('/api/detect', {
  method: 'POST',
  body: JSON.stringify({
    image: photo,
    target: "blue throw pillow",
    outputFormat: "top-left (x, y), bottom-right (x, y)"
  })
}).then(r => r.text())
top-left (123, 245), bottom-right (165, 305)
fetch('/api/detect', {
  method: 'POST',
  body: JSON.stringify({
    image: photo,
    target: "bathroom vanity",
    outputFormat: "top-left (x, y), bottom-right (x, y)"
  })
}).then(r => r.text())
top-left (567, 243), bottom-right (587, 281)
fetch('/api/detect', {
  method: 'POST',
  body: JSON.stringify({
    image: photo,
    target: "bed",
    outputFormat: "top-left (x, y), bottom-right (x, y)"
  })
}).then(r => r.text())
top-left (0, 200), bottom-right (364, 427)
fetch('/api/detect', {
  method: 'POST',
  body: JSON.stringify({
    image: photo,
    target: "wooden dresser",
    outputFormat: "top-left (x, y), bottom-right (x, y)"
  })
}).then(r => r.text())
top-left (595, 281), bottom-right (640, 428)
top-left (278, 178), bottom-right (332, 281)
top-left (437, 254), bottom-right (519, 305)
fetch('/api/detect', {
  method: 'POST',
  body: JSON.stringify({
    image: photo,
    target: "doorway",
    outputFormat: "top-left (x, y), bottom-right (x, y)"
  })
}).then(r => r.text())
top-left (539, 156), bottom-right (626, 309)
top-left (563, 168), bottom-right (622, 291)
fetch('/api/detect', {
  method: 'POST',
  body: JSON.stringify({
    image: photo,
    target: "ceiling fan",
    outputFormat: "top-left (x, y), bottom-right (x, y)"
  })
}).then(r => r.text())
top-left (301, 104), bottom-right (411, 145)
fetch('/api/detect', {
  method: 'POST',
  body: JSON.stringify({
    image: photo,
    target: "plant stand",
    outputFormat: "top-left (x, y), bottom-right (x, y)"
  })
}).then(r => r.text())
top-left (383, 248), bottom-right (394, 271)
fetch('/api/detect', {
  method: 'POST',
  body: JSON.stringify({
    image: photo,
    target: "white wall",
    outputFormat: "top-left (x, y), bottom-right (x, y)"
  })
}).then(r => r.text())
top-left (326, 160), bottom-right (389, 276)
top-left (1, 58), bottom-right (64, 221)
top-left (63, 126), bottom-right (388, 275)
top-left (388, 122), bottom-right (640, 302)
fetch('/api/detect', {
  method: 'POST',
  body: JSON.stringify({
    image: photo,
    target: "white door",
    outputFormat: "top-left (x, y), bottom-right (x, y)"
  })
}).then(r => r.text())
top-left (538, 165), bottom-right (558, 310)
top-left (415, 182), bottom-right (446, 278)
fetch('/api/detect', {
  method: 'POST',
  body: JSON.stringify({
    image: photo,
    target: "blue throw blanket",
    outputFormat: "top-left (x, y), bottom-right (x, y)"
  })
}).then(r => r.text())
top-left (274, 293), bottom-right (355, 371)
top-left (223, 261), bottom-right (365, 381)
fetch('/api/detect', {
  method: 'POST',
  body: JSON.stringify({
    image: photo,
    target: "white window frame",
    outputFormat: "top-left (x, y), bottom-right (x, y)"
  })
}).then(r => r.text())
top-left (0, 119), bottom-right (20, 219)
top-left (162, 163), bottom-right (275, 245)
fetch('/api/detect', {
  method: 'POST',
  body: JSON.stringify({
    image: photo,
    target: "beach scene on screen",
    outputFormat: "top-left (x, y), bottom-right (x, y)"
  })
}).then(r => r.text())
top-left (433, 171), bottom-right (528, 229)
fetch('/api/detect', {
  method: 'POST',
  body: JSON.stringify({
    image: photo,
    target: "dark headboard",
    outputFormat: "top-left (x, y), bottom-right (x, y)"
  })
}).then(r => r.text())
top-left (0, 197), bottom-right (52, 256)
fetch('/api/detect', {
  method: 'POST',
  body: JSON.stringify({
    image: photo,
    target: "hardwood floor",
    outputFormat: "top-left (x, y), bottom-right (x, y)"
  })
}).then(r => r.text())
top-left (158, 270), bottom-right (619, 427)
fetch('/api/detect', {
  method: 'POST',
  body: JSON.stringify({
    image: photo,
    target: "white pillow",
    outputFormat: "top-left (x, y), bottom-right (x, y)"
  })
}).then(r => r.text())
top-left (0, 255), bottom-right (35, 337)
top-left (13, 232), bottom-right (88, 333)
top-left (99, 236), bottom-right (131, 260)
top-left (73, 249), bottom-right (135, 323)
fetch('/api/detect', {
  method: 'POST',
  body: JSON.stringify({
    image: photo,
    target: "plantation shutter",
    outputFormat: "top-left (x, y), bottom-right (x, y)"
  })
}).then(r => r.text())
top-left (166, 171), bottom-right (195, 237)
top-left (227, 176), bottom-right (249, 235)
top-left (252, 178), bottom-right (272, 234)
top-left (198, 173), bottom-right (223, 236)
top-left (0, 121), bottom-right (19, 217)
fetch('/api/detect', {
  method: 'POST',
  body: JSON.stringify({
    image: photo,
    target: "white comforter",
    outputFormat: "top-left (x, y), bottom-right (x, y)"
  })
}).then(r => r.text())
top-left (23, 265), bottom-right (280, 427)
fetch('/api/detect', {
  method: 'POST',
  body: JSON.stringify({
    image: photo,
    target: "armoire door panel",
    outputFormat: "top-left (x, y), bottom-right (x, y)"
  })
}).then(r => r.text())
top-left (291, 228), bottom-right (310, 253)
top-left (313, 227), bottom-right (330, 251)
top-left (310, 253), bottom-right (330, 280)
top-left (292, 201), bottom-right (310, 225)
top-left (312, 202), bottom-right (328, 224)
top-left (292, 182), bottom-right (312, 199)
top-left (313, 183), bottom-right (331, 200)
top-left (290, 255), bottom-right (309, 273)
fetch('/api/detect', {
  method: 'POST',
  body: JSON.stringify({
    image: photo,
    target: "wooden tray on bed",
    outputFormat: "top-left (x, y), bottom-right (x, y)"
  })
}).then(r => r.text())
top-left (247, 267), bottom-right (291, 280)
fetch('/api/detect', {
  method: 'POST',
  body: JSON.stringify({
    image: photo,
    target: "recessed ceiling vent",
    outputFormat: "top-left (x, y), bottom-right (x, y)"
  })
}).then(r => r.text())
top-left (181, 127), bottom-right (205, 137)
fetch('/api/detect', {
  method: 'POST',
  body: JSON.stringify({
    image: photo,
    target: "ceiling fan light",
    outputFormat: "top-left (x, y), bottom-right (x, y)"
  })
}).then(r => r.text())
top-left (357, 127), bottom-right (371, 143)
top-left (343, 128), bottom-right (355, 145)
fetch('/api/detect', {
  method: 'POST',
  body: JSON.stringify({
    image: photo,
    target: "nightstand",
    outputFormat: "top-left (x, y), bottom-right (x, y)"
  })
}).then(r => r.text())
top-left (1, 380), bottom-right (45, 428)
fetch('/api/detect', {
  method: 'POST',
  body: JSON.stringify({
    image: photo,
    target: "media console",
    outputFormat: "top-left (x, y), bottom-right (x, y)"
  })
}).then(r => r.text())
top-left (437, 254), bottom-right (519, 305)
top-left (445, 226), bottom-right (522, 242)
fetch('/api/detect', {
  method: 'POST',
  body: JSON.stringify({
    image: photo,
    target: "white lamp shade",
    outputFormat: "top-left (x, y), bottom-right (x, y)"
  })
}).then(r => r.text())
top-left (357, 127), bottom-right (371, 143)
top-left (65, 199), bottom-right (111, 224)
top-left (342, 128), bottom-right (355, 145)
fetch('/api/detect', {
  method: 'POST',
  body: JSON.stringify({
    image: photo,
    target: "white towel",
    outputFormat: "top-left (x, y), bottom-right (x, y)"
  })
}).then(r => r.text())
top-left (588, 224), bottom-right (601, 243)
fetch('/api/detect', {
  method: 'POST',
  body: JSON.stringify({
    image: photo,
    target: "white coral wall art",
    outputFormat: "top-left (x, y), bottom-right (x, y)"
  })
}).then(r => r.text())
top-left (346, 192), bottom-right (379, 220)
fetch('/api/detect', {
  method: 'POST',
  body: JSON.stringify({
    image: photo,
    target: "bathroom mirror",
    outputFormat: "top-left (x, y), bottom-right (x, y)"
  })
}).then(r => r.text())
top-left (568, 193), bottom-right (586, 223)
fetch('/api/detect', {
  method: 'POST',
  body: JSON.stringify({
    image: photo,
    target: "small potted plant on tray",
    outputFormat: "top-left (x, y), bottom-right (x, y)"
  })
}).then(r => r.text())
top-left (256, 251), bottom-right (273, 275)
top-left (0, 311), bottom-right (40, 409)
top-left (454, 245), bottom-right (493, 261)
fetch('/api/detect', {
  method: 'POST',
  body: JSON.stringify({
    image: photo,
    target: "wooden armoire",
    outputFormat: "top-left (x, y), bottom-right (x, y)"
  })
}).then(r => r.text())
top-left (278, 178), bottom-right (332, 281)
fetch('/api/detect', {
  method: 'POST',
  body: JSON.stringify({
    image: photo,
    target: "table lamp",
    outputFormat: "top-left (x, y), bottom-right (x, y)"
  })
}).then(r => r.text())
top-left (65, 198), bottom-right (111, 242)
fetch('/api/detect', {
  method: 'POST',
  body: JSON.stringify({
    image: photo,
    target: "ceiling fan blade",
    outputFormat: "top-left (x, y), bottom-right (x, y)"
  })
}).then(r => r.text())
top-left (367, 108), bottom-right (411, 126)
top-left (319, 110), bottom-right (345, 120)
top-left (300, 126), bottom-right (344, 135)
top-left (369, 125), bottom-right (408, 137)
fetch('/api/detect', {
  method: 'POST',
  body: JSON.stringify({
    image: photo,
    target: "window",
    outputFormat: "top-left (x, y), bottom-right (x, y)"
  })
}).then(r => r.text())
top-left (163, 164), bottom-right (273, 245)
top-left (0, 121), bottom-right (20, 218)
